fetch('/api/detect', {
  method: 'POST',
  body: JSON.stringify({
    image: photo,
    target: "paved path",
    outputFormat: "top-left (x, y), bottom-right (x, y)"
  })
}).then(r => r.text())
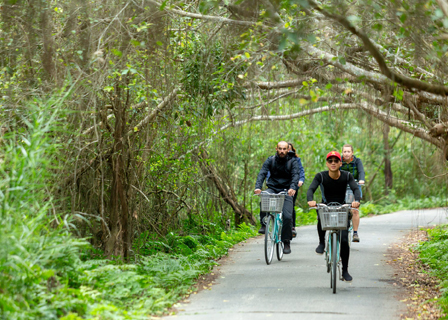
top-left (163, 208), bottom-right (447, 320)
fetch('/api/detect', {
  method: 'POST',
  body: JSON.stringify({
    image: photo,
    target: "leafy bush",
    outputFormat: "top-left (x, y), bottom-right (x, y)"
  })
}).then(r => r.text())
top-left (0, 97), bottom-right (89, 319)
top-left (359, 196), bottom-right (447, 217)
top-left (0, 97), bottom-right (259, 319)
top-left (418, 225), bottom-right (448, 314)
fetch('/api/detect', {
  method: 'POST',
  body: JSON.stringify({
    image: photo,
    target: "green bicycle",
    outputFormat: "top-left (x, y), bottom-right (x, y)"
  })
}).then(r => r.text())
top-left (258, 191), bottom-right (286, 265)
top-left (313, 203), bottom-right (353, 294)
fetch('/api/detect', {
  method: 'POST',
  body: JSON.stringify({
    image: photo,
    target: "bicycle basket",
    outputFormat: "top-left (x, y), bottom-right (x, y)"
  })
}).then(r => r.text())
top-left (318, 205), bottom-right (350, 230)
top-left (259, 193), bottom-right (285, 213)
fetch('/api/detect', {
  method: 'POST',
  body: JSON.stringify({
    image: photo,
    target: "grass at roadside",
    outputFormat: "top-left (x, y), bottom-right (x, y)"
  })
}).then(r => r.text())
top-left (418, 224), bottom-right (448, 316)
top-left (0, 96), bottom-right (258, 320)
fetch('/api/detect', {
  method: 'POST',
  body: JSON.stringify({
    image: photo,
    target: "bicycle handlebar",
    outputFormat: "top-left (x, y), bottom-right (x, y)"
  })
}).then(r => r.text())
top-left (254, 190), bottom-right (288, 196)
top-left (309, 203), bottom-right (359, 211)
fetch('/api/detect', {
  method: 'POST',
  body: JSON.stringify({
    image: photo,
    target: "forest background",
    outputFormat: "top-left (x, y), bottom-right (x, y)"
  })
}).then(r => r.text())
top-left (1, 0), bottom-right (448, 319)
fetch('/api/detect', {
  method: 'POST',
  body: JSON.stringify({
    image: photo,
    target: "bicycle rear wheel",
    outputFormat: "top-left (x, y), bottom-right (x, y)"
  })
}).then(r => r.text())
top-left (264, 214), bottom-right (275, 265)
top-left (331, 232), bottom-right (338, 294)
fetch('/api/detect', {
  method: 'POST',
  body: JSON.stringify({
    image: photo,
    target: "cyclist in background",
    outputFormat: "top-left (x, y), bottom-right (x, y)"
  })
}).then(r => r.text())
top-left (287, 142), bottom-right (305, 238)
top-left (307, 151), bottom-right (360, 281)
top-left (341, 144), bottom-right (365, 243)
top-left (254, 141), bottom-right (300, 254)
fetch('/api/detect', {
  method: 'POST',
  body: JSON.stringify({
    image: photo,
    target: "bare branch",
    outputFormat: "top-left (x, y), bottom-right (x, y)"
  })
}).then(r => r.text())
top-left (305, 44), bottom-right (447, 104)
top-left (127, 87), bottom-right (179, 136)
top-left (358, 102), bottom-right (445, 148)
top-left (82, 114), bottom-right (114, 136)
top-left (308, 0), bottom-right (448, 96)
top-left (220, 103), bottom-right (359, 130)
top-left (370, 39), bottom-right (434, 78)
top-left (147, 0), bottom-right (261, 27)
top-left (243, 79), bottom-right (304, 90)
top-left (437, 0), bottom-right (448, 18)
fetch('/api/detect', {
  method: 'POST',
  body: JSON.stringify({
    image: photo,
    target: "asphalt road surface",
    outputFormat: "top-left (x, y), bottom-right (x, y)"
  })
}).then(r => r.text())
top-left (163, 208), bottom-right (447, 320)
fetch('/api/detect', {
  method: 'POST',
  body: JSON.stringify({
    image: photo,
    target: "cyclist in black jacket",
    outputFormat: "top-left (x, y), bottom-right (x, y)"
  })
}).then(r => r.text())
top-left (254, 141), bottom-right (299, 254)
top-left (307, 151), bottom-right (360, 281)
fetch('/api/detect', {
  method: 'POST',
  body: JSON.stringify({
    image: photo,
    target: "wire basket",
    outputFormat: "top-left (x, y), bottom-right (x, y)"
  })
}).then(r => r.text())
top-left (318, 205), bottom-right (350, 230)
top-left (259, 193), bottom-right (285, 213)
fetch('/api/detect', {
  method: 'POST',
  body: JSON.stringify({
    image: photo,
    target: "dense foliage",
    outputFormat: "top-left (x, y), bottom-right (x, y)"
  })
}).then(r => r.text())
top-left (0, 98), bottom-right (257, 319)
top-left (418, 224), bottom-right (448, 315)
top-left (1, 0), bottom-right (448, 317)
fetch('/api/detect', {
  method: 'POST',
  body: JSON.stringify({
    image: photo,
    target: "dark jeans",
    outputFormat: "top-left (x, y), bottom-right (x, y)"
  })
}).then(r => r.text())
top-left (317, 215), bottom-right (350, 271)
top-left (259, 188), bottom-right (293, 242)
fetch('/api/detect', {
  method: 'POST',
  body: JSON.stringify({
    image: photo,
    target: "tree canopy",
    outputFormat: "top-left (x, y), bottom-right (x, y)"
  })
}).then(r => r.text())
top-left (1, 0), bottom-right (448, 258)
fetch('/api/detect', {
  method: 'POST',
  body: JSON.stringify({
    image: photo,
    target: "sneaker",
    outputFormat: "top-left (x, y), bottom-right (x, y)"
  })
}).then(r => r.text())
top-left (342, 270), bottom-right (353, 282)
top-left (292, 227), bottom-right (297, 238)
top-left (353, 233), bottom-right (360, 242)
top-left (258, 226), bottom-right (266, 234)
top-left (315, 243), bottom-right (325, 255)
top-left (283, 241), bottom-right (291, 254)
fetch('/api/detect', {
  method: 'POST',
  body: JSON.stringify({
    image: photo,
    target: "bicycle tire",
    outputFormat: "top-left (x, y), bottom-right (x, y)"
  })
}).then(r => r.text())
top-left (276, 217), bottom-right (283, 261)
top-left (276, 241), bottom-right (283, 261)
top-left (264, 214), bottom-right (275, 265)
top-left (325, 233), bottom-right (330, 273)
top-left (331, 232), bottom-right (338, 294)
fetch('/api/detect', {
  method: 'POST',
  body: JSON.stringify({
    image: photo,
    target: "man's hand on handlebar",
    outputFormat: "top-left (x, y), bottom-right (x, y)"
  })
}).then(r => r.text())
top-left (308, 200), bottom-right (317, 207)
top-left (254, 189), bottom-right (261, 195)
top-left (288, 189), bottom-right (296, 197)
top-left (351, 201), bottom-right (360, 208)
top-left (358, 180), bottom-right (365, 185)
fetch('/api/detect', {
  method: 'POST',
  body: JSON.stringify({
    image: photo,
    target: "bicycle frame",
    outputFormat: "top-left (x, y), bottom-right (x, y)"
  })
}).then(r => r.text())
top-left (267, 212), bottom-right (282, 244)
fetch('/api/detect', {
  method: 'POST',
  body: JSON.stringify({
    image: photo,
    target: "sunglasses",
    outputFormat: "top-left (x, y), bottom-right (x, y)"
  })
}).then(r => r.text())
top-left (327, 159), bottom-right (340, 164)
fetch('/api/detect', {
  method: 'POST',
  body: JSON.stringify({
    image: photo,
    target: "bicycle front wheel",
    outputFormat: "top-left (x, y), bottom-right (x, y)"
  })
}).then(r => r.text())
top-left (276, 241), bottom-right (283, 261)
top-left (276, 218), bottom-right (283, 261)
top-left (325, 233), bottom-right (330, 273)
top-left (264, 214), bottom-right (275, 265)
top-left (331, 232), bottom-right (338, 294)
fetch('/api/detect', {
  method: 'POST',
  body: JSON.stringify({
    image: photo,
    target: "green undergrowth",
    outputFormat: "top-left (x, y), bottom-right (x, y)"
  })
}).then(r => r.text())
top-left (69, 224), bottom-right (257, 319)
top-left (0, 97), bottom-right (257, 320)
top-left (418, 224), bottom-right (448, 316)
top-left (359, 195), bottom-right (447, 217)
top-left (293, 195), bottom-right (447, 227)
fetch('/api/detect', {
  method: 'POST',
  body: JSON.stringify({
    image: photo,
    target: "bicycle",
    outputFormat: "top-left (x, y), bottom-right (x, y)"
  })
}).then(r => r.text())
top-left (345, 182), bottom-right (363, 243)
top-left (312, 203), bottom-right (355, 294)
top-left (345, 181), bottom-right (364, 204)
top-left (257, 191), bottom-right (286, 265)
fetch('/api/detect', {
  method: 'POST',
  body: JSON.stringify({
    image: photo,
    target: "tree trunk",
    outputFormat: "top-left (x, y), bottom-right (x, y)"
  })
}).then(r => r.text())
top-left (104, 85), bottom-right (130, 259)
top-left (40, 1), bottom-right (55, 81)
top-left (198, 149), bottom-right (256, 226)
top-left (383, 123), bottom-right (393, 194)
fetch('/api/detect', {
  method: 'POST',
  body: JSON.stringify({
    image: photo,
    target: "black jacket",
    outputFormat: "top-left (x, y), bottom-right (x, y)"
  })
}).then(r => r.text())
top-left (255, 154), bottom-right (300, 192)
top-left (306, 171), bottom-right (361, 203)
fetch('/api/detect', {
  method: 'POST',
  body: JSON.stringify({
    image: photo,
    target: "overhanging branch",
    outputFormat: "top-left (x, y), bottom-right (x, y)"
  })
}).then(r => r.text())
top-left (308, 0), bottom-right (448, 96)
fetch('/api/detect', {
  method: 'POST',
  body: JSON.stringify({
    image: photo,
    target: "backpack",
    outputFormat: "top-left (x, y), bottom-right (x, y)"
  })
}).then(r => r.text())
top-left (341, 159), bottom-right (358, 180)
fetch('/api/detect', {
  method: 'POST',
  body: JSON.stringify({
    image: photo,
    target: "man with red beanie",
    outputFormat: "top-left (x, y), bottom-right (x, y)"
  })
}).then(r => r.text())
top-left (306, 151), bottom-right (361, 281)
